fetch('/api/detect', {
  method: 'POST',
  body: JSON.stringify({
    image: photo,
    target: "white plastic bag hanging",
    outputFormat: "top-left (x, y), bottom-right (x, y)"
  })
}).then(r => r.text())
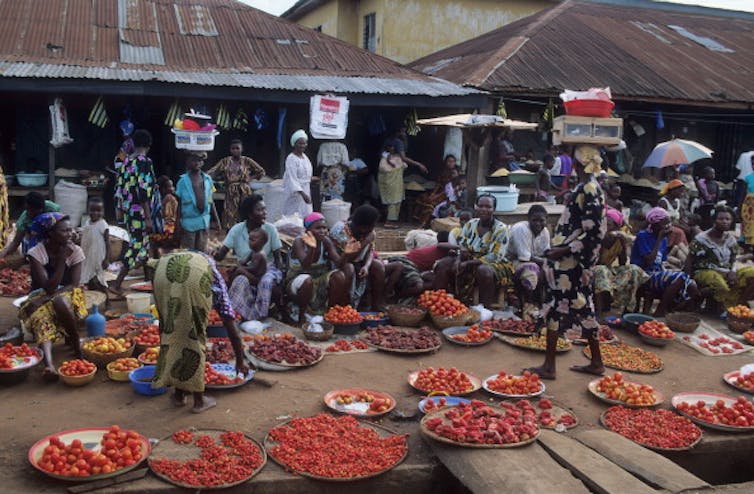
top-left (49, 98), bottom-right (73, 148)
top-left (309, 95), bottom-right (349, 140)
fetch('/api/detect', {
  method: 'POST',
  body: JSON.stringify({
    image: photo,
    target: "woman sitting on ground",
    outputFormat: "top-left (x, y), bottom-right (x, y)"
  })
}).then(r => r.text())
top-left (18, 213), bottom-right (86, 380)
top-left (385, 231), bottom-right (455, 303)
top-left (434, 194), bottom-right (513, 307)
top-left (630, 207), bottom-right (701, 316)
top-left (687, 206), bottom-right (754, 314)
top-left (286, 213), bottom-right (353, 325)
top-left (593, 208), bottom-right (649, 318)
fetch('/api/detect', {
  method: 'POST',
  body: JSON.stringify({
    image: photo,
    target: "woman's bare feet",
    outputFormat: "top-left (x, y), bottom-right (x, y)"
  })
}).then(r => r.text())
top-left (192, 395), bottom-right (217, 414)
top-left (523, 365), bottom-right (556, 380)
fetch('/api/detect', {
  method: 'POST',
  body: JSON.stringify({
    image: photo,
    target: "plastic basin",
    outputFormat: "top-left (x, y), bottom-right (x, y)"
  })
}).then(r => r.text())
top-left (129, 365), bottom-right (167, 396)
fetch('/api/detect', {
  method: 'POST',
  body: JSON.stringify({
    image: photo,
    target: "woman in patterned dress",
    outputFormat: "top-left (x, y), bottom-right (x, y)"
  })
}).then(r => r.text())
top-left (151, 251), bottom-right (248, 414)
top-left (207, 140), bottom-right (265, 229)
top-left (526, 145), bottom-right (606, 379)
top-left (0, 164), bottom-right (8, 248)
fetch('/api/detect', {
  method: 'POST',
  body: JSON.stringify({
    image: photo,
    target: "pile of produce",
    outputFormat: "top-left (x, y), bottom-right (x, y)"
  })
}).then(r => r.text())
top-left (450, 324), bottom-right (492, 343)
top-left (743, 331), bottom-right (754, 345)
top-left (204, 363), bottom-right (244, 386)
top-left (0, 343), bottom-right (38, 369)
top-left (105, 317), bottom-right (150, 337)
top-left (500, 399), bottom-right (577, 429)
top-left (83, 337), bottom-right (132, 354)
top-left (732, 371), bottom-right (754, 392)
top-left (423, 400), bottom-right (538, 445)
top-left (680, 334), bottom-right (744, 354)
top-left (362, 312), bottom-right (386, 321)
top-left (486, 370), bottom-right (542, 396)
top-left (602, 406), bottom-right (702, 449)
top-left (332, 391), bottom-right (392, 414)
top-left (0, 266), bottom-right (30, 296)
top-left (484, 319), bottom-right (535, 334)
top-left (139, 347), bottom-right (159, 365)
top-left (566, 325), bottom-right (616, 343)
top-left (324, 305), bottom-right (363, 324)
top-left (36, 425), bottom-right (144, 477)
top-left (325, 339), bottom-right (369, 353)
top-left (423, 397), bottom-right (455, 413)
top-left (676, 396), bottom-right (754, 427)
top-left (207, 338), bottom-right (235, 363)
top-left (108, 358), bottom-right (140, 373)
top-left (418, 289), bottom-right (469, 318)
top-left (208, 309), bottom-right (242, 326)
top-left (728, 305), bottom-right (754, 319)
top-left (585, 344), bottom-right (663, 373)
top-left (267, 414), bottom-right (407, 479)
top-left (59, 360), bottom-right (96, 377)
top-left (510, 334), bottom-right (571, 351)
top-left (389, 306), bottom-right (425, 317)
top-left (595, 372), bottom-right (657, 406)
top-left (151, 431), bottom-right (264, 487)
top-left (365, 326), bottom-right (440, 350)
top-left (133, 326), bottom-right (160, 347)
top-left (412, 367), bottom-right (475, 394)
top-left (638, 320), bottom-right (675, 340)
top-left (247, 334), bottom-right (321, 365)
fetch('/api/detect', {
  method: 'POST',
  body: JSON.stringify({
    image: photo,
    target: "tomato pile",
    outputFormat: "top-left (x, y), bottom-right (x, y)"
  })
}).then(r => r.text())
top-left (424, 400), bottom-right (538, 445)
top-left (743, 331), bottom-right (754, 345)
top-left (733, 371), bottom-right (754, 392)
top-left (500, 399), bottom-right (576, 429)
top-left (676, 396), bottom-right (754, 428)
top-left (83, 337), bottom-right (131, 354)
top-left (364, 326), bottom-right (441, 350)
top-left (423, 397), bottom-right (452, 412)
top-left (595, 372), bottom-right (657, 406)
top-left (486, 370), bottom-right (542, 396)
top-left (0, 343), bottom-right (38, 369)
top-left (247, 334), bottom-right (322, 365)
top-left (268, 414), bottom-right (407, 479)
top-left (208, 309), bottom-right (242, 326)
top-left (333, 391), bottom-right (393, 414)
top-left (36, 425), bottom-right (144, 477)
top-left (108, 358), bottom-right (140, 373)
top-left (325, 339), bottom-right (369, 353)
top-left (0, 266), bottom-right (31, 296)
top-left (207, 338), bottom-right (235, 363)
top-left (59, 359), bottom-right (96, 377)
top-left (150, 431), bottom-right (264, 487)
top-left (204, 363), bottom-right (244, 386)
top-left (138, 347), bottom-right (159, 365)
top-left (418, 290), bottom-right (469, 318)
top-left (638, 320), bottom-right (675, 340)
top-left (450, 324), bottom-right (492, 343)
top-left (324, 305), bottom-right (363, 324)
top-left (681, 333), bottom-right (744, 354)
top-left (483, 319), bottom-right (535, 334)
top-left (362, 312), bottom-right (386, 321)
top-left (511, 334), bottom-right (571, 351)
top-left (585, 344), bottom-right (663, 373)
top-left (413, 367), bottom-right (475, 394)
top-left (603, 406), bottom-right (701, 449)
top-left (728, 305), bottom-right (754, 319)
top-left (133, 326), bottom-right (160, 347)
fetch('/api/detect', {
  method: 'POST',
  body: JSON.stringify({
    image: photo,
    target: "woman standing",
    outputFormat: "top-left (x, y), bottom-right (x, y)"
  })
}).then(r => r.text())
top-left (207, 140), bottom-right (265, 229)
top-left (688, 206), bottom-right (754, 311)
top-left (215, 195), bottom-right (284, 321)
top-left (18, 213), bottom-right (87, 379)
top-left (111, 130), bottom-right (160, 297)
top-left (0, 164), bottom-right (8, 248)
top-left (152, 251), bottom-right (247, 413)
top-left (741, 161), bottom-right (754, 246)
top-left (378, 140), bottom-right (408, 228)
top-left (282, 130), bottom-right (313, 219)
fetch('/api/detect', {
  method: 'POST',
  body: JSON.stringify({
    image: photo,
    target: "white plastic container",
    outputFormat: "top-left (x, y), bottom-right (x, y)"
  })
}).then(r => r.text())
top-left (171, 129), bottom-right (219, 151)
top-left (477, 186), bottom-right (519, 212)
top-left (321, 199), bottom-right (351, 227)
top-left (126, 293), bottom-right (152, 314)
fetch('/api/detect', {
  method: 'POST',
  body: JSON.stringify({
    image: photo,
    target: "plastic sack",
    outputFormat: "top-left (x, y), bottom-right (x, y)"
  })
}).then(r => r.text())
top-left (471, 304), bottom-right (493, 322)
top-left (274, 214), bottom-right (304, 239)
top-left (405, 229), bottom-right (437, 250)
top-left (239, 320), bottom-right (270, 335)
top-left (54, 180), bottom-right (87, 227)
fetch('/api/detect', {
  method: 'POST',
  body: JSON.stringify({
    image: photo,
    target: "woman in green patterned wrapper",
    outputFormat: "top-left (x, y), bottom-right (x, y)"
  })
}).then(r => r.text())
top-left (151, 251), bottom-right (248, 413)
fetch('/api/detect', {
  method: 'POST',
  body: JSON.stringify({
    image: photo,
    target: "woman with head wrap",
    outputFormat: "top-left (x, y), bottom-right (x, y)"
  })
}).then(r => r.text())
top-left (630, 207), bottom-right (701, 316)
top-left (688, 206), bottom-right (754, 313)
top-left (286, 212), bottom-right (352, 324)
top-left (525, 145), bottom-right (606, 380)
top-left (18, 213), bottom-right (87, 380)
top-left (282, 130), bottom-right (313, 219)
top-left (378, 139), bottom-right (409, 228)
top-left (658, 179), bottom-right (689, 248)
top-left (592, 208), bottom-right (649, 318)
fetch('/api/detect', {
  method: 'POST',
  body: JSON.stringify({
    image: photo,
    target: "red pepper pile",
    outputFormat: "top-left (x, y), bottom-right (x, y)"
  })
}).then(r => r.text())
top-left (207, 338), bottom-right (235, 363)
top-left (500, 399), bottom-right (576, 429)
top-left (204, 363), bottom-right (243, 386)
top-left (325, 339), bottom-right (369, 353)
top-left (365, 326), bottom-right (440, 350)
top-left (0, 343), bottom-right (38, 369)
top-left (0, 266), bottom-right (30, 296)
top-left (424, 400), bottom-right (539, 445)
top-left (483, 319), bottom-right (535, 334)
top-left (676, 397), bottom-right (754, 427)
top-left (603, 406), bottom-right (702, 449)
top-left (268, 414), bottom-right (407, 479)
top-left (413, 367), bottom-right (475, 394)
top-left (247, 334), bottom-right (321, 365)
top-left (150, 431), bottom-right (264, 487)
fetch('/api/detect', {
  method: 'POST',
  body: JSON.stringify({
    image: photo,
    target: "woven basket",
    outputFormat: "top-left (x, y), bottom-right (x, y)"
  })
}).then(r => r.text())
top-left (387, 306), bottom-right (427, 327)
top-left (303, 322), bottom-right (334, 342)
top-left (81, 340), bottom-right (135, 368)
top-left (664, 312), bottom-right (700, 333)
top-left (728, 316), bottom-right (754, 334)
top-left (430, 310), bottom-right (480, 330)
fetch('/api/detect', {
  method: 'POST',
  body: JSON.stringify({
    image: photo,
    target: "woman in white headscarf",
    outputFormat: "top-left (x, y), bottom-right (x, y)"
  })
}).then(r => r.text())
top-left (282, 130), bottom-right (314, 219)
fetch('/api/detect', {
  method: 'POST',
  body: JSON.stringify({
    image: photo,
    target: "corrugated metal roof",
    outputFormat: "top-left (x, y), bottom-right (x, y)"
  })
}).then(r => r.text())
top-left (0, 0), bottom-right (478, 97)
top-left (410, 0), bottom-right (754, 105)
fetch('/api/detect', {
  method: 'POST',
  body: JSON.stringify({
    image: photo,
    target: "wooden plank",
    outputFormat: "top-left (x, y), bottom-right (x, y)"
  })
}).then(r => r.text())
top-left (573, 429), bottom-right (710, 493)
top-left (67, 468), bottom-right (148, 493)
top-left (426, 437), bottom-right (590, 494)
top-left (537, 430), bottom-right (656, 494)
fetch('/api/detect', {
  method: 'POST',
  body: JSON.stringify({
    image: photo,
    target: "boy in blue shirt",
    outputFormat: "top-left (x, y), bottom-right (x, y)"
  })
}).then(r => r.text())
top-left (175, 151), bottom-right (219, 252)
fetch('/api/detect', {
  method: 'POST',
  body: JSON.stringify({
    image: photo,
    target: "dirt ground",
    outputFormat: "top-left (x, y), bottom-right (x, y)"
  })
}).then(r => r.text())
top-left (2, 291), bottom-right (754, 493)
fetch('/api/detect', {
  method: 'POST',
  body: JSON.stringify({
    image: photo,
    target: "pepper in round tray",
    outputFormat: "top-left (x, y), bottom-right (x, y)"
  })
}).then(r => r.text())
top-left (246, 334), bottom-right (322, 365)
top-left (601, 406), bottom-right (702, 450)
top-left (590, 372), bottom-right (661, 407)
top-left (409, 367), bottom-right (480, 395)
top-left (364, 326), bottom-right (441, 351)
top-left (584, 343), bottom-right (663, 373)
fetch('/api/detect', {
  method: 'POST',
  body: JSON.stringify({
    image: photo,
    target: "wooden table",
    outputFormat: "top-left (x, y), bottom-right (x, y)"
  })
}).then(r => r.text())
top-left (495, 201), bottom-right (564, 230)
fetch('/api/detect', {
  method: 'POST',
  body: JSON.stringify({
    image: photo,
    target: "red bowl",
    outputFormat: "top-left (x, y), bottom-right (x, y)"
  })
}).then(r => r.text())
top-left (564, 99), bottom-right (615, 118)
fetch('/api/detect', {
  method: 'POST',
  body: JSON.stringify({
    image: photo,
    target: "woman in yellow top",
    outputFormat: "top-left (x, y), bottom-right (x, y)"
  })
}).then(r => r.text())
top-left (378, 140), bottom-right (408, 228)
top-left (207, 140), bottom-right (265, 229)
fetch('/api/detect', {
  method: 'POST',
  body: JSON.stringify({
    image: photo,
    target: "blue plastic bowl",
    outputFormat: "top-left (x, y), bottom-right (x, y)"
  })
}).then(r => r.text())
top-left (360, 312), bottom-right (389, 328)
top-left (622, 313), bottom-right (655, 335)
top-left (128, 365), bottom-right (167, 396)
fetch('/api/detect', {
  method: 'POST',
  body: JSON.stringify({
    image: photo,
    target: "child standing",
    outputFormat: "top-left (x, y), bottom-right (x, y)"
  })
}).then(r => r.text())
top-left (535, 154), bottom-right (557, 201)
top-left (80, 197), bottom-right (110, 297)
top-left (232, 228), bottom-right (268, 288)
top-left (150, 176), bottom-right (180, 256)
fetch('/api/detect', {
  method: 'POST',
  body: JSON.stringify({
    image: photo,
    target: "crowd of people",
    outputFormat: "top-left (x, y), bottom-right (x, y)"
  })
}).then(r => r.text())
top-left (3, 124), bottom-right (754, 408)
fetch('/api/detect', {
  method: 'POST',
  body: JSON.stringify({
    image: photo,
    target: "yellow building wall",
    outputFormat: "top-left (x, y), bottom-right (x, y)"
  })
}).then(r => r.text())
top-left (336, 0), bottom-right (360, 46)
top-left (356, 0), bottom-right (386, 53)
top-left (295, 0), bottom-right (340, 38)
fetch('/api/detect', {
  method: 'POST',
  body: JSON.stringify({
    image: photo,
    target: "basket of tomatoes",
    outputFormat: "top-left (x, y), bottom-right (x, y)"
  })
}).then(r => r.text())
top-left (386, 305), bottom-right (427, 327)
top-left (106, 358), bottom-right (142, 382)
top-left (418, 290), bottom-right (477, 329)
top-left (727, 306), bottom-right (754, 334)
top-left (324, 305), bottom-right (364, 335)
top-left (81, 337), bottom-right (134, 367)
top-left (59, 359), bottom-right (97, 386)
top-left (138, 347), bottom-right (160, 365)
top-left (638, 320), bottom-right (675, 347)
top-left (132, 325), bottom-right (160, 354)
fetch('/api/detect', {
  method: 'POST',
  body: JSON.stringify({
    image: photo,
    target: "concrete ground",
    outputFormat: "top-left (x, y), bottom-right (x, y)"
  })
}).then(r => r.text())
top-left (2, 291), bottom-right (754, 493)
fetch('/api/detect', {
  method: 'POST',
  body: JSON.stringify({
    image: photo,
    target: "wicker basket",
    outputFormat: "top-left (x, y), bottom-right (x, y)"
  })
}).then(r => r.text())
top-left (59, 368), bottom-right (97, 387)
top-left (430, 310), bottom-right (480, 330)
top-left (664, 312), bottom-right (700, 333)
top-left (303, 322), bottom-right (334, 341)
top-left (728, 316), bottom-right (754, 334)
top-left (81, 340), bottom-right (135, 368)
top-left (387, 306), bottom-right (427, 327)
top-left (106, 361), bottom-right (142, 382)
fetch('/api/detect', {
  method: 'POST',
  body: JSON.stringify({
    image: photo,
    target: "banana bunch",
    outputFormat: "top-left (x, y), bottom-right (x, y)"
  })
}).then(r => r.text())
top-left (216, 104), bottom-right (231, 130)
top-left (542, 98), bottom-right (555, 128)
top-left (404, 108), bottom-right (420, 136)
top-left (232, 108), bottom-right (249, 131)
top-left (164, 100), bottom-right (182, 127)
top-left (88, 96), bottom-right (109, 128)
top-left (496, 98), bottom-right (508, 119)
